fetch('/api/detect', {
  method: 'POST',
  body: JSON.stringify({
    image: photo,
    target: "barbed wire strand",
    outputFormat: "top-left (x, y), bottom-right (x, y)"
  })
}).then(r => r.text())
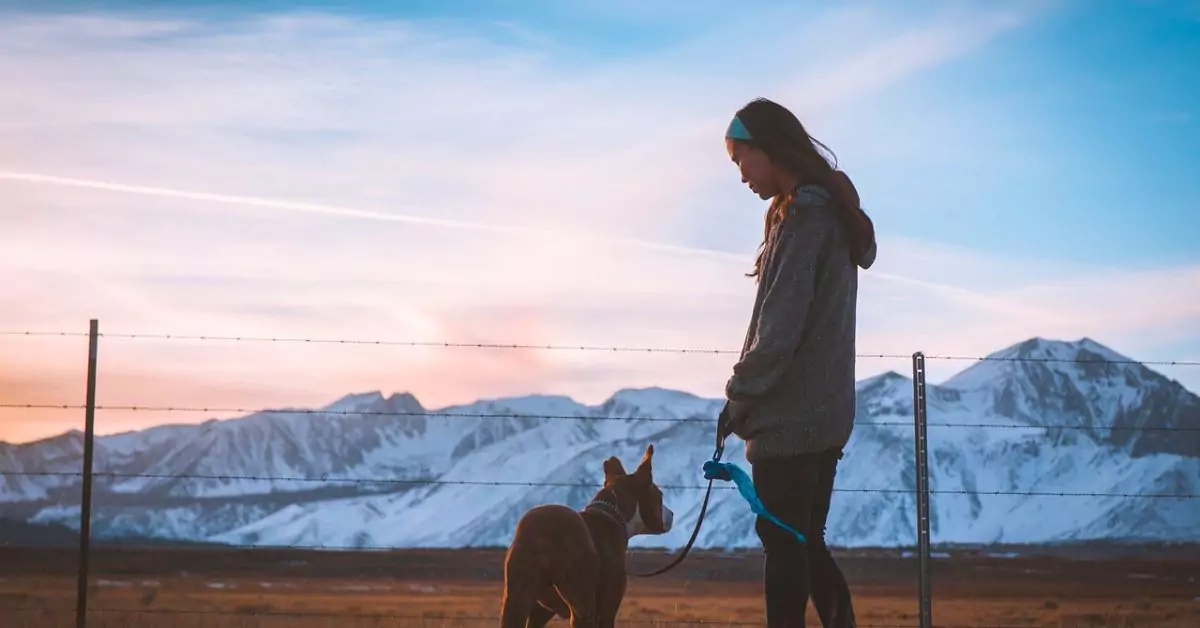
top-left (4, 403), bottom-right (1197, 433)
top-left (2, 330), bottom-right (1197, 366)
top-left (2, 470), bottom-right (1193, 499)
top-left (926, 353), bottom-right (1200, 366)
top-left (0, 330), bottom-right (739, 355)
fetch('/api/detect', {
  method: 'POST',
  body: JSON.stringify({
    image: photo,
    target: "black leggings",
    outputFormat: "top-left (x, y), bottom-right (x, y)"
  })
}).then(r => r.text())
top-left (752, 448), bottom-right (856, 628)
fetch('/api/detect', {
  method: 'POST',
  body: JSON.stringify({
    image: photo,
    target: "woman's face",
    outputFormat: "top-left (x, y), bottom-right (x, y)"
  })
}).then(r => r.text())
top-left (726, 138), bottom-right (777, 200)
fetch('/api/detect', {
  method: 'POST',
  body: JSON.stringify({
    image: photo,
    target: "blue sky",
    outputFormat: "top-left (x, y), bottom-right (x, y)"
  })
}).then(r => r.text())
top-left (926, 0), bottom-right (1199, 266)
top-left (1, 0), bottom-right (1197, 442)
top-left (7, 0), bottom-right (1193, 262)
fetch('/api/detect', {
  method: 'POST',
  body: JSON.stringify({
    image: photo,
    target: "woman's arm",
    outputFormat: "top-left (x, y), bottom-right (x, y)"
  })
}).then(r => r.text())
top-left (724, 199), bottom-right (831, 403)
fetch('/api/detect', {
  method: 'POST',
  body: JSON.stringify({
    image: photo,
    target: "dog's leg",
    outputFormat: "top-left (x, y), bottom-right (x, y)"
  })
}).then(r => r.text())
top-left (500, 582), bottom-right (536, 628)
top-left (526, 603), bottom-right (556, 628)
top-left (554, 571), bottom-right (598, 628)
top-left (595, 580), bottom-right (624, 628)
top-left (595, 592), bottom-right (620, 628)
top-left (596, 606), bottom-right (618, 628)
top-left (500, 552), bottom-right (541, 628)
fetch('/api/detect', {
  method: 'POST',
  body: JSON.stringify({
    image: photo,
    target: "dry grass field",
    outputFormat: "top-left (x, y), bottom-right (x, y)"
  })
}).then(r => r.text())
top-left (1, 545), bottom-right (1197, 627)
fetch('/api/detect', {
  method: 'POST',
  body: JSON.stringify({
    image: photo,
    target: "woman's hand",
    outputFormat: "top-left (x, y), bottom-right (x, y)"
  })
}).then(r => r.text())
top-left (716, 399), bottom-right (754, 452)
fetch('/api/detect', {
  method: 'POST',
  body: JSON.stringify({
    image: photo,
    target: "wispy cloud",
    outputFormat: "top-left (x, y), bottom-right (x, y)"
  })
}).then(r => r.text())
top-left (771, 2), bottom-right (1032, 114)
top-left (1, 3), bottom-right (1197, 444)
top-left (0, 170), bottom-right (746, 262)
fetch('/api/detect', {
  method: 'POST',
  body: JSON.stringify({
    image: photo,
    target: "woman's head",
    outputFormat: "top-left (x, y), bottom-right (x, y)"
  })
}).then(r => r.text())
top-left (725, 97), bottom-right (875, 276)
top-left (725, 98), bottom-right (836, 200)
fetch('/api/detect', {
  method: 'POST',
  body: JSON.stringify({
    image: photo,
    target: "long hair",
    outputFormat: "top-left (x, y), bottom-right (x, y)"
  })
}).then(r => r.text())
top-left (732, 98), bottom-right (875, 279)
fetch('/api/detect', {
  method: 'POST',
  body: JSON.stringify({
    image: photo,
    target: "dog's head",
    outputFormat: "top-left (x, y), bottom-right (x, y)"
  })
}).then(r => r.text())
top-left (601, 444), bottom-right (674, 538)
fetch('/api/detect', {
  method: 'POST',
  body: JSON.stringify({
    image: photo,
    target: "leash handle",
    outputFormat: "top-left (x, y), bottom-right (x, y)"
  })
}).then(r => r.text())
top-left (703, 460), bottom-right (807, 545)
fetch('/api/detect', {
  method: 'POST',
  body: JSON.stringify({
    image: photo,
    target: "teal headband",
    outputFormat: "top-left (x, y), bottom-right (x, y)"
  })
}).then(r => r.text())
top-left (726, 115), bottom-right (754, 141)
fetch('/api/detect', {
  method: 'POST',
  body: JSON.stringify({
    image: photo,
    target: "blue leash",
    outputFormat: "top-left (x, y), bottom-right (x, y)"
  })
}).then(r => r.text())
top-left (632, 444), bottom-right (804, 578)
top-left (702, 459), bottom-right (807, 544)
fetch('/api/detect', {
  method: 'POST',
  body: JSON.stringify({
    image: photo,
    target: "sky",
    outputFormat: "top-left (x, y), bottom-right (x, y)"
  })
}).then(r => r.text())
top-left (1, 0), bottom-right (1198, 444)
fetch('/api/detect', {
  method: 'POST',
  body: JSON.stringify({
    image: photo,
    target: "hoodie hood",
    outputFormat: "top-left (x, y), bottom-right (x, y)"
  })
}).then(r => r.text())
top-left (827, 170), bottom-right (877, 270)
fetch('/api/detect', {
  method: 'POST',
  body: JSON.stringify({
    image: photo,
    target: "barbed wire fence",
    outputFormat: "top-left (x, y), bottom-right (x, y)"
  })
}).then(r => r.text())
top-left (912, 351), bottom-right (1199, 628)
top-left (1, 320), bottom-right (1197, 628)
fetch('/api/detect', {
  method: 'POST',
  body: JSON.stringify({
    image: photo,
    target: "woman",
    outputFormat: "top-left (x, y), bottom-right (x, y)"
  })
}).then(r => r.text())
top-left (716, 97), bottom-right (876, 628)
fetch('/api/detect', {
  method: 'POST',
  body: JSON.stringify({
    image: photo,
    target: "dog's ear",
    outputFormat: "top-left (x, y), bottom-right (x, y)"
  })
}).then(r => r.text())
top-left (633, 444), bottom-right (653, 481)
top-left (603, 456), bottom-right (627, 480)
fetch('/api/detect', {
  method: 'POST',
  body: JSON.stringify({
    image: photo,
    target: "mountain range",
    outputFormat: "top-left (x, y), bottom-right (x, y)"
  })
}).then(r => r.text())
top-left (1, 337), bottom-right (1196, 550)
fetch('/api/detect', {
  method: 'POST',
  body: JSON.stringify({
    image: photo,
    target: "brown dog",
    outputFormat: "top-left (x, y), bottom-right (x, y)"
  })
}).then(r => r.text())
top-left (500, 444), bottom-right (675, 628)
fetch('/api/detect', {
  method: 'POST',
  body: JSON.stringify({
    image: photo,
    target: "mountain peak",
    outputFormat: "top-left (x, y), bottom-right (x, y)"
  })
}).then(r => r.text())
top-left (855, 371), bottom-right (912, 416)
top-left (437, 393), bottom-right (584, 418)
top-left (322, 391), bottom-right (386, 413)
top-left (991, 336), bottom-right (1131, 364)
top-left (605, 386), bottom-right (703, 407)
top-left (596, 386), bottom-right (720, 422)
top-left (857, 370), bottom-right (909, 386)
top-left (382, 392), bottom-right (425, 414)
top-left (932, 337), bottom-right (1197, 457)
top-left (321, 391), bottom-right (425, 415)
top-left (944, 337), bottom-right (1135, 391)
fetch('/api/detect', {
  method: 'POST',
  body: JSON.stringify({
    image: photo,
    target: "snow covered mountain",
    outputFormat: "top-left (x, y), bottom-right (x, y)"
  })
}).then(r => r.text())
top-left (1, 337), bottom-right (1196, 550)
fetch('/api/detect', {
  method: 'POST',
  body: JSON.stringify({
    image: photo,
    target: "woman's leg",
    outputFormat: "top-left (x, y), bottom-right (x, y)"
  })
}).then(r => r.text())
top-left (806, 448), bottom-right (856, 628)
top-left (752, 453), bottom-right (821, 628)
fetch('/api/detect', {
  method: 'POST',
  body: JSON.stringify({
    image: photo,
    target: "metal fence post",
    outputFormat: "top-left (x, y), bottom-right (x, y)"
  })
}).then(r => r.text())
top-left (911, 351), bottom-right (932, 628)
top-left (76, 319), bottom-right (99, 628)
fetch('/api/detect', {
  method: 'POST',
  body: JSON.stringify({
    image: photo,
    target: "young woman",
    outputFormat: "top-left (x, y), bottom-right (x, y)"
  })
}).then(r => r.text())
top-left (716, 97), bottom-right (876, 628)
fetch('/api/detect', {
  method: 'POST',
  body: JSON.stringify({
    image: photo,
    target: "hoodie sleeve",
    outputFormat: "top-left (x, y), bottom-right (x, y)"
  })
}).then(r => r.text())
top-left (724, 199), bottom-right (828, 402)
top-left (857, 212), bottom-right (877, 269)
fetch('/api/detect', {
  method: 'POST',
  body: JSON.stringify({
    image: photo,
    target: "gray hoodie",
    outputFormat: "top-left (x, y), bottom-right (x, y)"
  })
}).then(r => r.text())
top-left (725, 183), bottom-right (877, 463)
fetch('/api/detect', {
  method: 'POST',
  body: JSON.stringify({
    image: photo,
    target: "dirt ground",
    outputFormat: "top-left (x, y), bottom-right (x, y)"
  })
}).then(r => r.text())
top-left (2, 545), bottom-right (1197, 627)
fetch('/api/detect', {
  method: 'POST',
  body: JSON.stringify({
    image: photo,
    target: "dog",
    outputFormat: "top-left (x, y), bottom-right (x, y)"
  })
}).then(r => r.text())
top-left (500, 444), bottom-right (674, 628)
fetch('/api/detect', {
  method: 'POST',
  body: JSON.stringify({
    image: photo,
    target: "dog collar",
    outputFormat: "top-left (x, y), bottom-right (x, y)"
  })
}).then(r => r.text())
top-left (583, 497), bottom-right (627, 527)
